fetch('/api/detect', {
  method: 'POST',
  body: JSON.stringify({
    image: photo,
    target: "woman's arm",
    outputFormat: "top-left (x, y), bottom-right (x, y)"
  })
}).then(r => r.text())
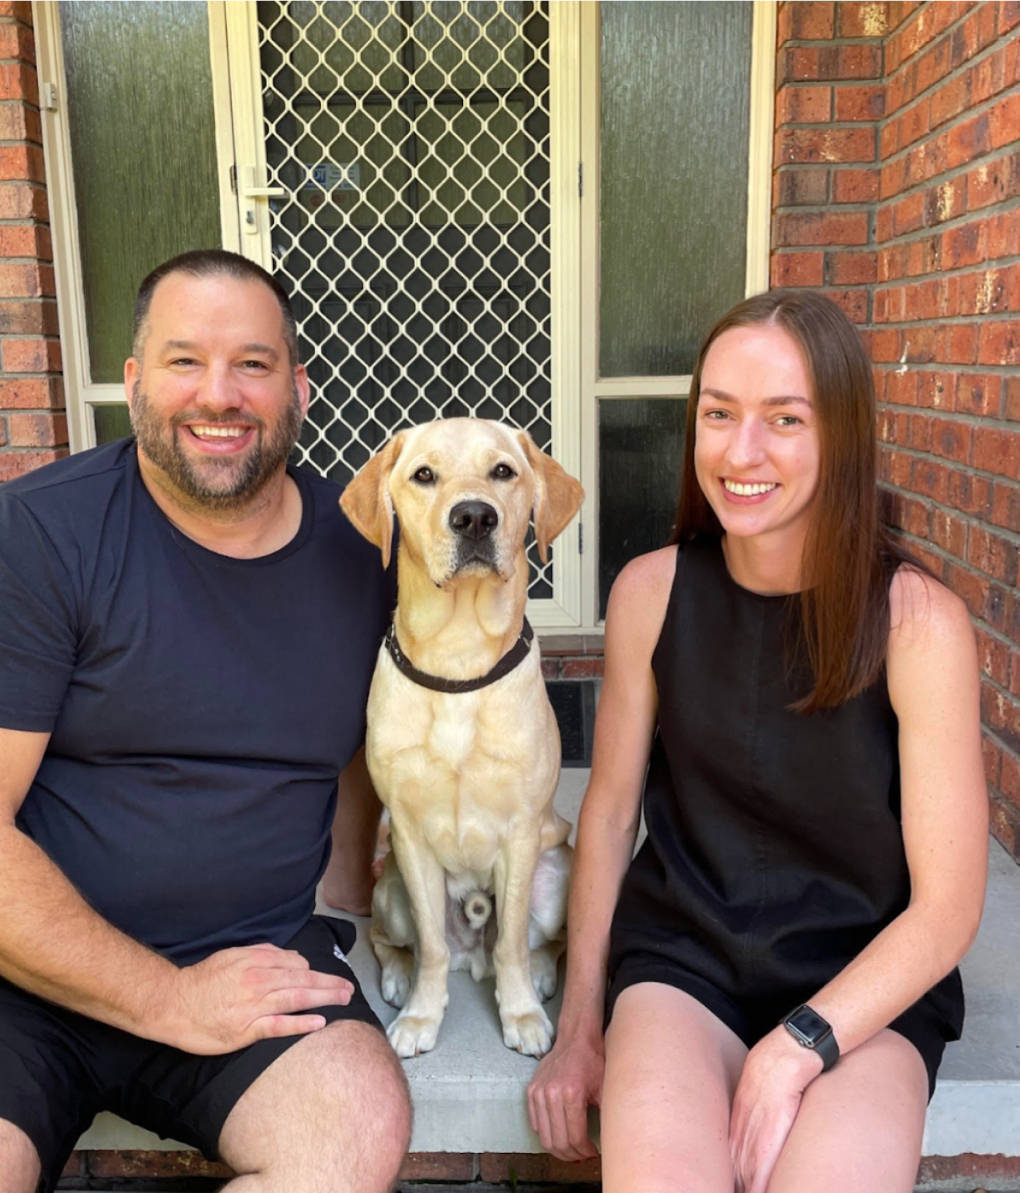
top-left (527, 546), bottom-right (676, 1161)
top-left (731, 567), bottom-right (988, 1193)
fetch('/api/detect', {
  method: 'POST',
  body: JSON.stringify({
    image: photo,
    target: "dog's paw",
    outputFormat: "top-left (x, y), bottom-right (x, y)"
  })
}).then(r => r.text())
top-left (387, 1012), bottom-right (441, 1058)
top-left (380, 963), bottom-right (412, 1008)
top-left (529, 945), bottom-right (559, 1000)
top-left (501, 1006), bottom-right (554, 1057)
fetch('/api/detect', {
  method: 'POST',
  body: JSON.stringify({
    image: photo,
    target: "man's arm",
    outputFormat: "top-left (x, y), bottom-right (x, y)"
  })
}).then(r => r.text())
top-left (0, 726), bottom-right (355, 1053)
top-left (321, 746), bottom-right (383, 916)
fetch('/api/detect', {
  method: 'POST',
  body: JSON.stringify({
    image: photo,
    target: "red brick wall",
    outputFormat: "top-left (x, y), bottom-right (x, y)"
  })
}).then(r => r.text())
top-left (0, 0), bottom-right (66, 481)
top-left (774, 0), bottom-right (1020, 860)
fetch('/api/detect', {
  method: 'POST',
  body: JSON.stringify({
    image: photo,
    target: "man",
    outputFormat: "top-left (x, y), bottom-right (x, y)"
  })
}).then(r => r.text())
top-left (0, 250), bottom-right (410, 1193)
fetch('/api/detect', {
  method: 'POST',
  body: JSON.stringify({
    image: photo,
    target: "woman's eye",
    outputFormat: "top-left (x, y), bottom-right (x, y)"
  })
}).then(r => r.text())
top-left (412, 466), bottom-right (435, 484)
top-left (775, 414), bottom-right (801, 427)
top-left (491, 463), bottom-right (516, 480)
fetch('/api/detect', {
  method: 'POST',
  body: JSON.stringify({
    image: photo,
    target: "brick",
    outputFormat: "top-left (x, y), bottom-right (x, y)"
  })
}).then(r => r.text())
top-left (968, 527), bottom-right (1019, 586)
top-left (0, 376), bottom-right (63, 409)
top-left (869, 328), bottom-right (902, 361)
top-left (902, 324), bottom-right (940, 364)
top-left (881, 369), bottom-right (917, 405)
top-left (966, 149), bottom-right (1020, 211)
top-left (930, 508), bottom-right (968, 558)
top-left (930, 416), bottom-right (971, 463)
top-left (0, 223), bottom-right (50, 260)
top-left (480, 1152), bottom-right (602, 1183)
top-left (832, 166), bottom-right (879, 203)
top-left (7, 412), bottom-right (67, 447)
top-left (940, 322), bottom-right (979, 365)
top-left (990, 90), bottom-right (1020, 150)
top-left (0, 143), bottom-right (45, 183)
top-left (922, 175), bottom-right (966, 226)
top-left (0, 18), bottom-right (33, 60)
top-left (776, 166), bottom-right (830, 206)
top-left (774, 210), bottom-right (870, 246)
top-left (789, 2), bottom-right (834, 40)
top-left (0, 182), bottom-right (48, 220)
top-left (399, 1153), bottom-right (476, 1180)
top-left (0, 448), bottom-right (66, 481)
top-left (1006, 375), bottom-right (1020, 423)
top-left (778, 126), bottom-right (876, 164)
top-left (989, 791), bottom-right (1020, 861)
top-left (890, 191), bottom-right (925, 236)
top-left (837, 3), bottom-right (890, 38)
top-left (973, 425), bottom-right (1020, 476)
top-left (825, 286), bottom-right (868, 323)
top-left (940, 220), bottom-right (985, 270)
top-left (977, 319), bottom-right (1020, 366)
top-left (945, 109), bottom-right (992, 169)
top-left (943, 559), bottom-right (989, 619)
top-left (976, 628), bottom-right (1012, 687)
top-left (1, 337), bottom-right (61, 373)
top-left (562, 658), bottom-right (605, 679)
top-left (0, 2), bottom-right (34, 20)
top-left (776, 84), bottom-right (832, 124)
top-left (1001, 0), bottom-right (1020, 33)
top-left (771, 250), bottom-right (825, 286)
top-left (88, 1150), bottom-right (233, 1179)
top-left (956, 373), bottom-right (1002, 417)
top-left (0, 262), bottom-right (51, 298)
top-left (911, 456), bottom-right (951, 501)
top-left (834, 84), bottom-right (884, 122)
top-left (929, 72), bottom-right (971, 130)
top-left (982, 684), bottom-right (1020, 753)
top-left (825, 250), bottom-right (877, 285)
top-left (986, 207), bottom-right (1020, 258)
top-left (917, 370), bottom-right (955, 411)
top-left (948, 469), bottom-right (994, 518)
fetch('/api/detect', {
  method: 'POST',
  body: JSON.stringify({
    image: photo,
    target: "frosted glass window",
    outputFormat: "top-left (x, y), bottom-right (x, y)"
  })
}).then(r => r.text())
top-left (60, 2), bottom-right (221, 383)
top-left (599, 2), bottom-right (752, 377)
top-left (599, 397), bottom-right (687, 617)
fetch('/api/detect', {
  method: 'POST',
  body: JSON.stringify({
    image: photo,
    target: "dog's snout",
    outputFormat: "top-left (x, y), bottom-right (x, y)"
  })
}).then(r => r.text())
top-left (449, 501), bottom-right (498, 541)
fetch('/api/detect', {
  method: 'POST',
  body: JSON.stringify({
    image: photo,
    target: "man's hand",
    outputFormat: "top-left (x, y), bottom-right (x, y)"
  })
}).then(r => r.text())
top-left (728, 1025), bottom-right (823, 1193)
top-left (527, 1028), bottom-right (604, 1161)
top-left (160, 943), bottom-right (354, 1054)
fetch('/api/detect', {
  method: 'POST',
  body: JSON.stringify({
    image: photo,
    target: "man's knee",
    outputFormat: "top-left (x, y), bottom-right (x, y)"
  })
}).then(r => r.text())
top-left (0, 1118), bottom-right (42, 1193)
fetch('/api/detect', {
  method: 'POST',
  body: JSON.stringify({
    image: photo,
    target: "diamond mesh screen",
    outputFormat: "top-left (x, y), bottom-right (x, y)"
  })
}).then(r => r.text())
top-left (258, 1), bottom-right (553, 596)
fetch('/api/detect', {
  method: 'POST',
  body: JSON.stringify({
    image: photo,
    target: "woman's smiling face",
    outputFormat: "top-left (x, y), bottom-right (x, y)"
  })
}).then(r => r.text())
top-left (694, 322), bottom-right (820, 559)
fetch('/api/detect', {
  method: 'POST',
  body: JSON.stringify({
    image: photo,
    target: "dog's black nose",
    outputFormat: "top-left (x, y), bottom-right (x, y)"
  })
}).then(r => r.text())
top-left (449, 501), bottom-right (498, 540)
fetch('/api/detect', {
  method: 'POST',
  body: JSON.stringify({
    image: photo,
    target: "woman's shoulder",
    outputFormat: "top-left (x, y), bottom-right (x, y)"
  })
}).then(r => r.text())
top-left (611, 544), bottom-right (679, 601)
top-left (888, 564), bottom-right (972, 645)
top-left (604, 545), bottom-right (678, 659)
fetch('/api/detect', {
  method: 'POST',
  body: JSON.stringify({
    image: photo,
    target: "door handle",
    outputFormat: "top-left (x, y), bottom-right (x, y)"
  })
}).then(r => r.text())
top-left (239, 166), bottom-right (285, 234)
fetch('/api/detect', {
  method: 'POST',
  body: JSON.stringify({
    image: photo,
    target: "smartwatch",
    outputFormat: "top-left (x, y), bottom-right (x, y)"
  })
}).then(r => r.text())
top-left (781, 1004), bottom-right (839, 1071)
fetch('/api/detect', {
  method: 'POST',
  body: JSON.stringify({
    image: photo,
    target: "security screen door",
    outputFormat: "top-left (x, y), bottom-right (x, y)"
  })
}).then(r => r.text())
top-left (221, 1), bottom-right (581, 623)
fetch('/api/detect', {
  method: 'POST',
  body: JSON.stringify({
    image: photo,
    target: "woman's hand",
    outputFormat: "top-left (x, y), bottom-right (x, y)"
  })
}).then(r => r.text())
top-left (728, 1025), bottom-right (823, 1193)
top-left (527, 1028), bottom-right (604, 1161)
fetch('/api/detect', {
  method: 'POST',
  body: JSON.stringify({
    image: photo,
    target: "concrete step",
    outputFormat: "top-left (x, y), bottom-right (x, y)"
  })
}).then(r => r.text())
top-left (77, 770), bottom-right (1020, 1160)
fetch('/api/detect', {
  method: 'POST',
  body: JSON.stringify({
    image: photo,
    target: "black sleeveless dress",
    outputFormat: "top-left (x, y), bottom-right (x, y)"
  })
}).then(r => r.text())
top-left (606, 537), bottom-right (964, 1095)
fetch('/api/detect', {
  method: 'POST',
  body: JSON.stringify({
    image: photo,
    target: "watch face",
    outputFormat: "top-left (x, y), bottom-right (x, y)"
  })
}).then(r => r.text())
top-left (786, 1005), bottom-right (830, 1045)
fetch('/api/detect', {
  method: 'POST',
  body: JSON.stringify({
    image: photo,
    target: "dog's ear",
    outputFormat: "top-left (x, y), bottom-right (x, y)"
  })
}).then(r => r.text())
top-left (339, 433), bottom-right (405, 568)
top-left (517, 431), bottom-right (585, 564)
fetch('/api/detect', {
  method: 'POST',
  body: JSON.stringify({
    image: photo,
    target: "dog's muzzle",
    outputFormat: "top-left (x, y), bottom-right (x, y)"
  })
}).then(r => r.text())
top-left (450, 500), bottom-right (498, 570)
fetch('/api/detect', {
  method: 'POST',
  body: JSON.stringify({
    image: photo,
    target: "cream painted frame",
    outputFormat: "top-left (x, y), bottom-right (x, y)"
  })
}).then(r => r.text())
top-left (32, 2), bottom-right (240, 453)
top-left (577, 0), bottom-right (776, 630)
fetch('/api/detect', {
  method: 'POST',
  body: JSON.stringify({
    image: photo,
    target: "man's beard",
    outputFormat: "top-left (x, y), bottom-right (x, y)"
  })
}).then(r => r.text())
top-left (129, 382), bottom-right (304, 510)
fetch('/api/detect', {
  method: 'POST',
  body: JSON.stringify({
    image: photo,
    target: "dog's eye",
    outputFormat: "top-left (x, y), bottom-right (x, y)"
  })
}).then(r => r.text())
top-left (491, 463), bottom-right (517, 481)
top-left (412, 466), bottom-right (435, 485)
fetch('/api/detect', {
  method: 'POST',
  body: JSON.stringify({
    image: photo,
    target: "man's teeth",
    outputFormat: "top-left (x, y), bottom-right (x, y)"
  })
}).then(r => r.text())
top-left (724, 480), bottom-right (777, 496)
top-left (190, 425), bottom-right (246, 440)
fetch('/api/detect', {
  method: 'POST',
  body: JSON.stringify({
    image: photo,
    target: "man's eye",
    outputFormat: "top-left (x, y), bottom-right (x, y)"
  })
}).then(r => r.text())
top-left (242, 360), bottom-right (270, 370)
top-left (491, 463), bottom-right (516, 480)
top-left (412, 466), bottom-right (435, 484)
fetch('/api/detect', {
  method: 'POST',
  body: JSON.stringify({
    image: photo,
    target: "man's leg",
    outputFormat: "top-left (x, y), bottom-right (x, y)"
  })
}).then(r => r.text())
top-left (600, 982), bottom-right (747, 1193)
top-left (217, 1019), bottom-right (411, 1193)
top-left (0, 1119), bottom-right (41, 1193)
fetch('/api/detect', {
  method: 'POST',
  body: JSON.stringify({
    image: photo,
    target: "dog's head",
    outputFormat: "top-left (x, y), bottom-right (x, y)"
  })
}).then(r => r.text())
top-left (340, 418), bottom-right (584, 586)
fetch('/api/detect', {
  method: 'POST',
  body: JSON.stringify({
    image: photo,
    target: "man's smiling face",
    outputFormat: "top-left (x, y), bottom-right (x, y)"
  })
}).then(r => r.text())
top-left (125, 270), bottom-right (308, 510)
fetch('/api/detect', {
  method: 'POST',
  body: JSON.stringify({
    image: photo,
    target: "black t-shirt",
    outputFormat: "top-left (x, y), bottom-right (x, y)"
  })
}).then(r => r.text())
top-left (0, 440), bottom-right (392, 962)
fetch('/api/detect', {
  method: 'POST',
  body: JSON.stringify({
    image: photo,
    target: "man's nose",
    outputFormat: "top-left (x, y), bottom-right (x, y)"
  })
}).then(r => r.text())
top-left (197, 365), bottom-right (240, 412)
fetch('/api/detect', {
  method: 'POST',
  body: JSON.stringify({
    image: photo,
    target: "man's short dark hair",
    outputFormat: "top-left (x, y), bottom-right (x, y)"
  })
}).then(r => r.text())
top-left (132, 249), bottom-right (300, 365)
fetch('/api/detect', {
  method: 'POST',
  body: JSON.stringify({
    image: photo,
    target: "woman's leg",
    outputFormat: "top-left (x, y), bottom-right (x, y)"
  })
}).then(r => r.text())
top-left (601, 982), bottom-right (747, 1193)
top-left (767, 1029), bottom-right (928, 1193)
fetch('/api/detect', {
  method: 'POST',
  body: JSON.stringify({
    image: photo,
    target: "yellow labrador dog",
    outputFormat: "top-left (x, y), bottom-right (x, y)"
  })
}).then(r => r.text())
top-left (340, 418), bottom-right (584, 1058)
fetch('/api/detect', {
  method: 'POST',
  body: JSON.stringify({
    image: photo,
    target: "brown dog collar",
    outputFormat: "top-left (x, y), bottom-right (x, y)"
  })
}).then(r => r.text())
top-left (383, 619), bottom-right (535, 693)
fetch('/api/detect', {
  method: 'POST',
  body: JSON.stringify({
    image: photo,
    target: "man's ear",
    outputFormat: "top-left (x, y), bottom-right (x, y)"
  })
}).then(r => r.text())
top-left (293, 364), bottom-right (311, 420)
top-left (516, 431), bottom-right (585, 564)
top-left (339, 433), bottom-right (405, 568)
top-left (124, 358), bottom-right (139, 407)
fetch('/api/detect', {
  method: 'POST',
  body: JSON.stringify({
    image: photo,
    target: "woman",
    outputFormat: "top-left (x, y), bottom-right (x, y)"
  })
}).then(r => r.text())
top-left (527, 290), bottom-right (987, 1193)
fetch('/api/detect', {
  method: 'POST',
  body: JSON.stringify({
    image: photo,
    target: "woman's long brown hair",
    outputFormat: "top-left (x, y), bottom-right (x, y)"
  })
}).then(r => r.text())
top-left (671, 289), bottom-right (913, 712)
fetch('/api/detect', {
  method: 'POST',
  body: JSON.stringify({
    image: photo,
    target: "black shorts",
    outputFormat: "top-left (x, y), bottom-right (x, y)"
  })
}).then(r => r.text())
top-left (606, 959), bottom-right (960, 1100)
top-left (0, 915), bottom-right (382, 1193)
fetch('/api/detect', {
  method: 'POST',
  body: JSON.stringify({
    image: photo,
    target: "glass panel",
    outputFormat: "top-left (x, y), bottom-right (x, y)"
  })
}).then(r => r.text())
top-left (60, 2), bottom-right (221, 383)
top-left (598, 397), bottom-right (687, 618)
top-left (92, 404), bottom-right (133, 446)
top-left (599, 2), bottom-right (752, 377)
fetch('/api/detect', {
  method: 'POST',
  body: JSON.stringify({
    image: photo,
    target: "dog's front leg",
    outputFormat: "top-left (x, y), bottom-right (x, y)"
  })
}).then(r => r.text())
top-left (492, 830), bottom-right (554, 1057)
top-left (385, 819), bottom-right (451, 1058)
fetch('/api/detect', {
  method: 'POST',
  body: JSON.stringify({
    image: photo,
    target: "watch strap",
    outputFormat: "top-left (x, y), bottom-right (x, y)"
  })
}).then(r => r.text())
top-left (782, 1004), bottom-right (839, 1072)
